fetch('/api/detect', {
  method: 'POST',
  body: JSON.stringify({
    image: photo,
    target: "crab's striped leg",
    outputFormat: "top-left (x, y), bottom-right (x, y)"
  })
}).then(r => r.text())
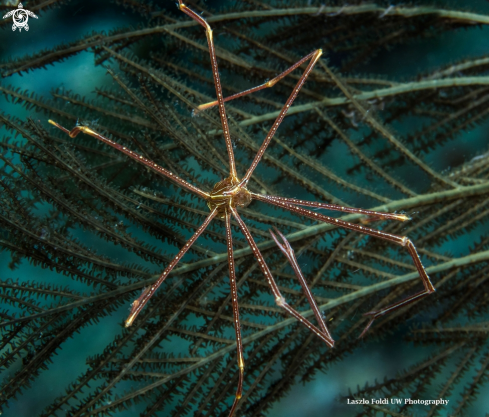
top-left (178, 1), bottom-right (238, 178)
top-left (224, 211), bottom-right (245, 417)
top-left (48, 120), bottom-right (209, 199)
top-left (269, 227), bottom-right (334, 342)
top-left (231, 206), bottom-right (335, 348)
top-left (195, 50), bottom-right (322, 114)
top-left (126, 208), bottom-right (218, 327)
top-left (254, 193), bottom-right (435, 338)
top-left (238, 49), bottom-right (323, 188)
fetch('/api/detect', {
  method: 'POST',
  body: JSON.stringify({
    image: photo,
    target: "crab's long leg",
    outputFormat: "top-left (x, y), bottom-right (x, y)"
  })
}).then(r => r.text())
top-left (224, 211), bottom-right (245, 417)
top-left (48, 120), bottom-right (209, 199)
top-left (269, 227), bottom-right (333, 342)
top-left (238, 49), bottom-right (322, 188)
top-left (178, 1), bottom-right (237, 178)
top-left (126, 208), bottom-right (218, 327)
top-left (195, 50), bottom-right (321, 114)
top-left (254, 193), bottom-right (435, 338)
top-left (231, 206), bottom-right (334, 348)
top-left (259, 194), bottom-right (410, 222)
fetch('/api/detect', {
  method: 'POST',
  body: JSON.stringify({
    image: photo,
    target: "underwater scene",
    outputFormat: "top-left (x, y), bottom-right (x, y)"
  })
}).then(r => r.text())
top-left (1, 0), bottom-right (489, 416)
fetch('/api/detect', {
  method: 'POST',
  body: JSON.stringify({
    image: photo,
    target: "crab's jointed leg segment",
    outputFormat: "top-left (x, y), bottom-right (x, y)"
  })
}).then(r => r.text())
top-left (126, 208), bottom-right (218, 327)
top-left (48, 120), bottom-right (209, 199)
top-left (225, 211), bottom-right (245, 417)
top-left (269, 227), bottom-right (334, 344)
top-left (178, 1), bottom-right (238, 178)
top-left (239, 49), bottom-right (323, 188)
top-left (231, 206), bottom-right (334, 348)
top-left (261, 194), bottom-right (410, 222)
top-left (195, 50), bottom-right (323, 114)
top-left (255, 193), bottom-right (435, 338)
